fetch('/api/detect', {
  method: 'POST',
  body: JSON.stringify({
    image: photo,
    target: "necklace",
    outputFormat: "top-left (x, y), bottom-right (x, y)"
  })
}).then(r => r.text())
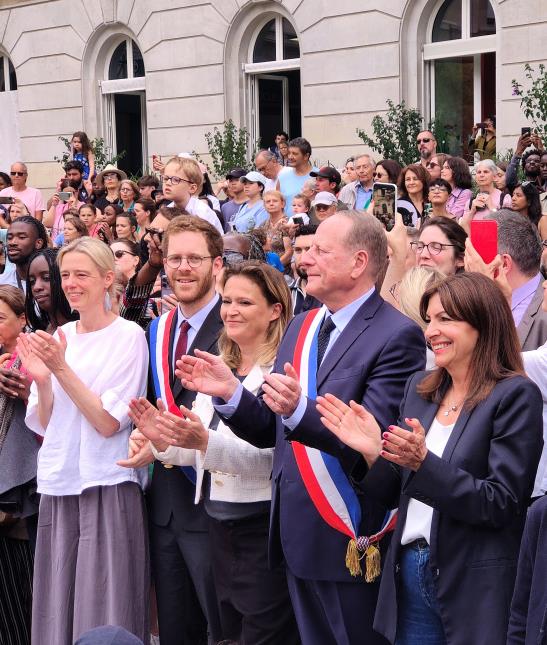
top-left (442, 394), bottom-right (464, 417)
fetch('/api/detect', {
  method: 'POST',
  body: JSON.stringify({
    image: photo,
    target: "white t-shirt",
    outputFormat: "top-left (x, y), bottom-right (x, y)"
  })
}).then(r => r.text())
top-left (167, 196), bottom-right (223, 235)
top-left (401, 418), bottom-right (455, 545)
top-left (25, 316), bottom-right (149, 496)
top-left (523, 343), bottom-right (547, 496)
top-left (0, 186), bottom-right (45, 216)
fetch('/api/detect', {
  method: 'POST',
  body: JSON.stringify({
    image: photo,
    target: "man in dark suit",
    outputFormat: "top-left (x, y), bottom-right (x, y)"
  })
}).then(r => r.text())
top-left (120, 215), bottom-right (224, 645)
top-left (177, 211), bottom-right (426, 645)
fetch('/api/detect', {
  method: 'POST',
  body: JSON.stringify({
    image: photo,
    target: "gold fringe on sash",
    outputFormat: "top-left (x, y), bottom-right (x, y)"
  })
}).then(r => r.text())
top-left (345, 539), bottom-right (383, 582)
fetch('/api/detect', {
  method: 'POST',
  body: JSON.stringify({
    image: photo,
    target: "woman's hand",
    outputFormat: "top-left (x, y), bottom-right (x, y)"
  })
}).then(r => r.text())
top-left (471, 193), bottom-right (489, 213)
top-left (381, 418), bottom-right (428, 471)
top-left (317, 394), bottom-right (382, 468)
top-left (175, 350), bottom-right (239, 401)
top-left (156, 404), bottom-right (209, 451)
top-left (0, 353), bottom-right (30, 400)
top-left (16, 334), bottom-right (51, 385)
top-left (51, 193), bottom-right (61, 208)
top-left (128, 397), bottom-right (168, 451)
top-left (26, 329), bottom-right (68, 375)
top-left (99, 221), bottom-right (113, 241)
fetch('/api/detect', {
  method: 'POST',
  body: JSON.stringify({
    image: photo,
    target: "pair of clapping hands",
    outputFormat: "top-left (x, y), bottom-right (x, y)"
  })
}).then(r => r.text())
top-left (119, 352), bottom-right (429, 472)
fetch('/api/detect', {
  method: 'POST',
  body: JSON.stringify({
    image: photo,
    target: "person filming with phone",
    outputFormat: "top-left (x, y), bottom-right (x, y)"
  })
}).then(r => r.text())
top-left (43, 179), bottom-right (84, 240)
top-left (470, 116), bottom-right (497, 161)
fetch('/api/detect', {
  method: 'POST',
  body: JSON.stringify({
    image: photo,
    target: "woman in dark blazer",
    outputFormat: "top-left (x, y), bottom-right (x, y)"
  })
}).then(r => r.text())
top-left (317, 272), bottom-right (543, 645)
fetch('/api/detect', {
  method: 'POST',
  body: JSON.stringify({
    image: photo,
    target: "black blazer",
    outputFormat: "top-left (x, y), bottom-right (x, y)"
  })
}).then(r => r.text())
top-left (360, 371), bottom-right (544, 645)
top-left (146, 299), bottom-right (223, 530)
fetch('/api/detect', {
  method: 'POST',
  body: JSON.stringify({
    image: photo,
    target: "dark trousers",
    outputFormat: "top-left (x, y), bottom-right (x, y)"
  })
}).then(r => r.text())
top-left (150, 514), bottom-right (222, 645)
top-left (286, 569), bottom-right (388, 645)
top-left (209, 513), bottom-right (300, 645)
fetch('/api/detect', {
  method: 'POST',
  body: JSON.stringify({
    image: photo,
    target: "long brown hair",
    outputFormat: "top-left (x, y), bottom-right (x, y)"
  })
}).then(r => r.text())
top-left (418, 273), bottom-right (523, 409)
top-left (218, 262), bottom-right (293, 369)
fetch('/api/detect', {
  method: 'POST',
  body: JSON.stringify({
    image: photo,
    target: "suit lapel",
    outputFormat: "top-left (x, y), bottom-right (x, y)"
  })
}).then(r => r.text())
top-left (516, 283), bottom-right (542, 347)
top-left (171, 299), bottom-right (223, 401)
top-left (316, 291), bottom-right (382, 390)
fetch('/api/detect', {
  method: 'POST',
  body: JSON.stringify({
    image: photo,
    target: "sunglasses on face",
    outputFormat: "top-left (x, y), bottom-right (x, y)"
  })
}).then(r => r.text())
top-left (113, 250), bottom-right (137, 259)
top-left (426, 162), bottom-right (439, 168)
top-left (372, 172), bottom-right (385, 178)
top-left (416, 138), bottom-right (432, 145)
top-left (10, 171), bottom-right (26, 176)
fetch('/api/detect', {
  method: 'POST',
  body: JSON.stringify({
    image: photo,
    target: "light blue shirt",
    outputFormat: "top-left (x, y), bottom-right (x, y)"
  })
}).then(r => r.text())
top-left (172, 293), bottom-right (220, 372)
top-left (232, 200), bottom-right (269, 232)
top-left (214, 287), bottom-right (376, 427)
top-left (354, 183), bottom-right (373, 210)
top-left (511, 273), bottom-right (542, 327)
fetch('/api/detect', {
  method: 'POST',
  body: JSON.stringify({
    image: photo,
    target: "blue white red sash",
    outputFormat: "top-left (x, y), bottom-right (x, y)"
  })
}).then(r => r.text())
top-left (149, 309), bottom-right (197, 485)
top-left (292, 308), bottom-right (397, 580)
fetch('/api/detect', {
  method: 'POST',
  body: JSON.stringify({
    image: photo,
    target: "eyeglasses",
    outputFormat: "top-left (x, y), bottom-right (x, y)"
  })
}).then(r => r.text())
top-left (113, 249), bottom-right (137, 259)
top-left (161, 175), bottom-right (194, 186)
top-left (165, 254), bottom-right (213, 269)
top-left (416, 138), bottom-right (432, 145)
top-left (255, 160), bottom-right (272, 173)
top-left (372, 172), bottom-right (385, 178)
top-left (410, 241), bottom-right (455, 255)
top-left (426, 162), bottom-right (439, 169)
top-left (103, 173), bottom-right (118, 179)
top-left (429, 186), bottom-right (449, 193)
top-left (541, 239), bottom-right (547, 248)
top-left (222, 250), bottom-right (246, 267)
top-left (120, 187), bottom-right (134, 193)
top-left (10, 171), bottom-right (26, 177)
top-left (145, 227), bottom-right (164, 240)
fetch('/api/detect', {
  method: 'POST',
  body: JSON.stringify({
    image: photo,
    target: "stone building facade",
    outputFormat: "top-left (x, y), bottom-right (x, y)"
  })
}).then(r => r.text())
top-left (0, 0), bottom-right (545, 191)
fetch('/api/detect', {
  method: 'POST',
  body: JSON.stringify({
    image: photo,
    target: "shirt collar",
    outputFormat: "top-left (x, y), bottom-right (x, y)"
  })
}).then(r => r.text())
top-left (321, 286), bottom-right (376, 334)
top-left (177, 293), bottom-right (219, 330)
top-left (511, 273), bottom-right (542, 309)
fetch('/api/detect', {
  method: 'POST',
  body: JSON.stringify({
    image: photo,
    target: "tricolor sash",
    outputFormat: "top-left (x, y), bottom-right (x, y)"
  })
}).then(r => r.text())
top-left (149, 309), bottom-right (197, 484)
top-left (292, 308), bottom-right (397, 581)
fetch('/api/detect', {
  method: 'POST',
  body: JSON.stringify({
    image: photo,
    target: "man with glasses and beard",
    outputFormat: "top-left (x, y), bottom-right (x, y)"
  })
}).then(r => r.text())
top-left (0, 162), bottom-right (45, 221)
top-left (119, 215), bottom-right (224, 645)
top-left (416, 130), bottom-right (437, 169)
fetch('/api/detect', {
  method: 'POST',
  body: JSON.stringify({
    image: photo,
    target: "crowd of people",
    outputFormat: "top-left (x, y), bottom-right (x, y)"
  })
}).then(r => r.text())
top-left (0, 126), bottom-right (546, 645)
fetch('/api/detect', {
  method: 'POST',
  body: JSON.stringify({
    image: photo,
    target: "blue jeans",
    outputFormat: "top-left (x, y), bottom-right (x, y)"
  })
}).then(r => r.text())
top-left (395, 541), bottom-right (446, 645)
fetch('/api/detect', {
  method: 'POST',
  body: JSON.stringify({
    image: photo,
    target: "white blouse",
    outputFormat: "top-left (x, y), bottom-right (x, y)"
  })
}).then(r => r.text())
top-left (26, 317), bottom-right (149, 496)
top-left (401, 417), bottom-right (455, 545)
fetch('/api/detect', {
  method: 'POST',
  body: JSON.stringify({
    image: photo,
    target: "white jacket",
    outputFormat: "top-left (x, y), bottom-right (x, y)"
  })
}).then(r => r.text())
top-left (152, 363), bottom-right (274, 505)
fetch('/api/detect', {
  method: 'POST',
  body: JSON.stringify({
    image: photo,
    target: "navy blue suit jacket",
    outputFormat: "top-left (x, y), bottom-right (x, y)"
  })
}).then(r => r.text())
top-left (360, 371), bottom-right (544, 645)
top-left (222, 290), bottom-right (426, 581)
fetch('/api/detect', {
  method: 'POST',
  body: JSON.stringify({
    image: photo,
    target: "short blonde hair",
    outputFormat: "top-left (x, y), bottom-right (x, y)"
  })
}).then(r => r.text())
top-left (399, 266), bottom-right (445, 330)
top-left (120, 179), bottom-right (140, 199)
top-left (57, 238), bottom-right (116, 296)
top-left (164, 157), bottom-right (204, 192)
top-left (263, 190), bottom-right (286, 205)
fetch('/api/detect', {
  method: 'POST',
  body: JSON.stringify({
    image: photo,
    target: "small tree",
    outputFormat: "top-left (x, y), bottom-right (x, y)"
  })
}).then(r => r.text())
top-left (196, 119), bottom-right (257, 179)
top-left (357, 100), bottom-right (429, 166)
top-left (53, 136), bottom-right (126, 171)
top-left (511, 64), bottom-right (547, 141)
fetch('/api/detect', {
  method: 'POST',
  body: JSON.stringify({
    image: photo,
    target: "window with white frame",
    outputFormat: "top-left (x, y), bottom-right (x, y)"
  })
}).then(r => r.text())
top-left (0, 55), bottom-right (17, 92)
top-left (425, 0), bottom-right (496, 160)
top-left (245, 15), bottom-right (301, 149)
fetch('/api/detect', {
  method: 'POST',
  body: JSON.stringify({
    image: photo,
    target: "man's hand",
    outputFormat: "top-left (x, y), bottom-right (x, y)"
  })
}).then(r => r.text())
top-left (176, 350), bottom-right (239, 401)
top-left (262, 362), bottom-right (302, 417)
top-left (117, 429), bottom-right (155, 468)
top-left (516, 133), bottom-right (532, 156)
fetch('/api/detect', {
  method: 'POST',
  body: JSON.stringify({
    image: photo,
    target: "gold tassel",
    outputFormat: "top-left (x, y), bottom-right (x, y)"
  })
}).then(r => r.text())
top-left (345, 539), bottom-right (363, 577)
top-left (365, 544), bottom-right (382, 583)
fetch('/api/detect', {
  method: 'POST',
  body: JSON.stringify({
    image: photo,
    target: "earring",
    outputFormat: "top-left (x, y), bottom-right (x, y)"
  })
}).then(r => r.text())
top-left (104, 291), bottom-right (112, 312)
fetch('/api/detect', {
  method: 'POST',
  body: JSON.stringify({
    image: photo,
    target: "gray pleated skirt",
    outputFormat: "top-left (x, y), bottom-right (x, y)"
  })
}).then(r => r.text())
top-left (31, 482), bottom-right (149, 645)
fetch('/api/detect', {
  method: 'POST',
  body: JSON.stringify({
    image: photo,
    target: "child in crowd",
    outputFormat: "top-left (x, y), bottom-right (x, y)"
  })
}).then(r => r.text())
top-left (71, 131), bottom-right (95, 180)
top-left (289, 193), bottom-right (311, 225)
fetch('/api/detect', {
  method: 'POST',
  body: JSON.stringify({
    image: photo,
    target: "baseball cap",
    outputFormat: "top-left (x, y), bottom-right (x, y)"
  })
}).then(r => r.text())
top-left (310, 166), bottom-right (342, 185)
top-left (225, 168), bottom-right (247, 180)
top-left (312, 192), bottom-right (338, 207)
top-left (240, 171), bottom-right (268, 187)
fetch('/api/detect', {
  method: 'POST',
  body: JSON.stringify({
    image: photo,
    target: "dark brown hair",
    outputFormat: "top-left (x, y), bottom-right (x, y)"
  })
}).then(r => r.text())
top-left (162, 214), bottom-right (223, 259)
top-left (398, 164), bottom-right (431, 202)
top-left (0, 285), bottom-right (26, 317)
top-left (418, 273), bottom-right (523, 409)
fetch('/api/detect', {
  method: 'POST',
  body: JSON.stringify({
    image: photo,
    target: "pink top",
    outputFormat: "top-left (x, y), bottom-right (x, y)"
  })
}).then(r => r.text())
top-left (465, 189), bottom-right (512, 221)
top-left (52, 201), bottom-right (84, 239)
top-left (0, 186), bottom-right (45, 216)
top-left (446, 188), bottom-right (473, 219)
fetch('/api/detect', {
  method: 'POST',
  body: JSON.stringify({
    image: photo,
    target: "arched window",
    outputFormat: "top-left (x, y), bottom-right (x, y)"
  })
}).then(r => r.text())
top-left (244, 15), bottom-right (301, 149)
top-left (425, 0), bottom-right (496, 159)
top-left (0, 55), bottom-right (17, 92)
top-left (100, 37), bottom-right (147, 176)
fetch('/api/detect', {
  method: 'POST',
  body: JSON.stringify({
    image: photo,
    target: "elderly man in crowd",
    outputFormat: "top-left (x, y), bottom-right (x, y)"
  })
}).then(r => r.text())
top-left (339, 154), bottom-right (375, 210)
top-left (0, 162), bottom-right (45, 221)
top-left (254, 149), bottom-right (284, 192)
